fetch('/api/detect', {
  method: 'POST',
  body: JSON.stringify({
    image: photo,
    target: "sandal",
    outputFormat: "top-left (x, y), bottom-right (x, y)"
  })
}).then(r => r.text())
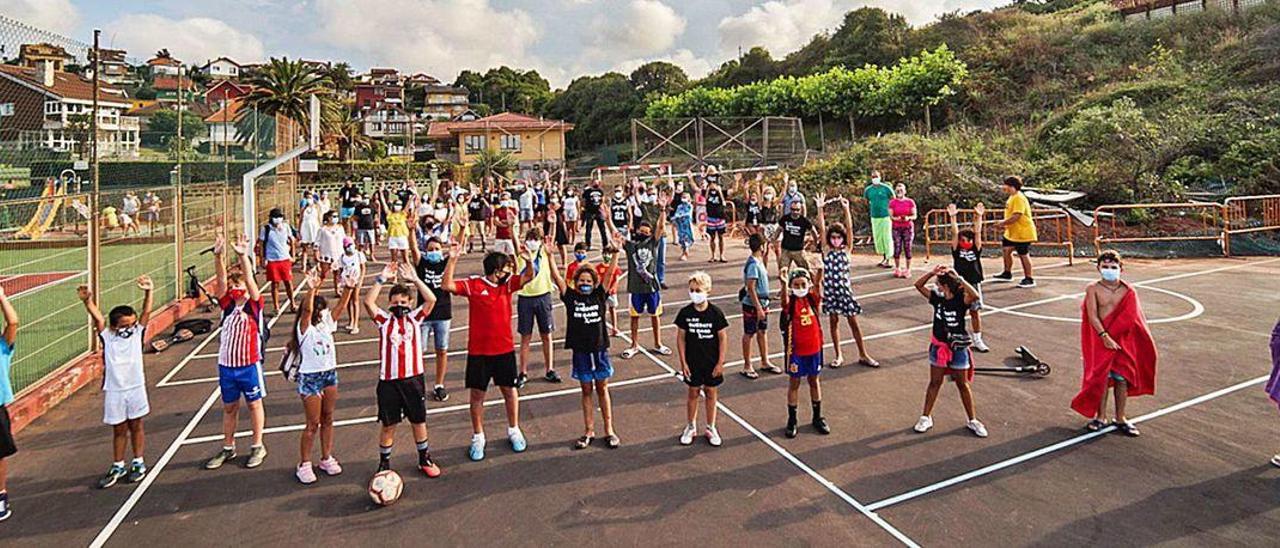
top-left (652, 345), bottom-right (673, 356)
top-left (858, 357), bottom-right (881, 368)
top-left (763, 364), bottom-right (784, 375)
top-left (1085, 419), bottom-right (1108, 433)
top-left (740, 369), bottom-right (760, 380)
top-left (573, 435), bottom-right (594, 450)
top-left (621, 347), bottom-right (640, 359)
top-left (605, 434), bottom-right (620, 449)
top-left (829, 356), bottom-right (845, 369)
top-left (1115, 421), bottom-right (1141, 437)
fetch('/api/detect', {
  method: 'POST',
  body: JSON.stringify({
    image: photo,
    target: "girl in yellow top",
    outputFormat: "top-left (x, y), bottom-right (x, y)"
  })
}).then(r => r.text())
top-left (992, 176), bottom-right (1037, 288)
top-left (384, 198), bottom-right (411, 266)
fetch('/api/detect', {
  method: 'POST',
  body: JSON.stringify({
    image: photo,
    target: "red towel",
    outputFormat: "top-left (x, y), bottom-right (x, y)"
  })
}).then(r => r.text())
top-left (1071, 283), bottom-right (1158, 418)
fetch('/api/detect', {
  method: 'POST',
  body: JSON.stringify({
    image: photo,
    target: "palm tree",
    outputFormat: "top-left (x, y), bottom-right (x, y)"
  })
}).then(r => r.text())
top-left (325, 104), bottom-right (374, 160)
top-left (471, 148), bottom-right (516, 181)
top-left (242, 57), bottom-right (334, 143)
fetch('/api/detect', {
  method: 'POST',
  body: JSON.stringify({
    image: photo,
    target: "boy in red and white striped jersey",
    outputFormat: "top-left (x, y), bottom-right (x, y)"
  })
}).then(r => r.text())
top-left (363, 262), bottom-right (440, 477)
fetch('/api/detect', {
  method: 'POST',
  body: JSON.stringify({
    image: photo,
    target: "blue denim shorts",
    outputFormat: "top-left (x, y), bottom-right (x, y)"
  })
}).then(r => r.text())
top-left (298, 370), bottom-right (338, 397)
top-left (420, 319), bottom-right (451, 351)
top-left (928, 343), bottom-right (972, 370)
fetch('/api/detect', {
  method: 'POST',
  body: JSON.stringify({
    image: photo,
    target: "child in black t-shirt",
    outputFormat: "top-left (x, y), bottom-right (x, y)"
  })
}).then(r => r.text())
top-left (551, 230), bottom-right (624, 450)
top-left (912, 265), bottom-right (987, 438)
top-left (948, 203), bottom-right (989, 352)
top-left (675, 272), bottom-right (730, 447)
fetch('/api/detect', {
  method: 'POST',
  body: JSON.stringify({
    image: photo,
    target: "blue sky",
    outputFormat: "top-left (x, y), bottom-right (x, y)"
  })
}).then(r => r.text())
top-left (2, 0), bottom-right (1008, 87)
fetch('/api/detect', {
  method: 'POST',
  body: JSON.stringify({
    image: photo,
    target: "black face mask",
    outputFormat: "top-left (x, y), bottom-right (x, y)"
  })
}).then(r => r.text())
top-left (389, 305), bottom-right (411, 318)
top-left (115, 326), bottom-right (136, 339)
top-left (635, 233), bottom-right (651, 242)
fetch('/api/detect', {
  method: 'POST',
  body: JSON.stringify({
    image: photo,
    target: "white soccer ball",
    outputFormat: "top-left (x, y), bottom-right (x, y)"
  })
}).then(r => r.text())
top-left (368, 470), bottom-right (403, 506)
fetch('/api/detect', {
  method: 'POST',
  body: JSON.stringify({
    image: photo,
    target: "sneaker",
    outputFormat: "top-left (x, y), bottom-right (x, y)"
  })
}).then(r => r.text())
top-left (966, 419), bottom-right (989, 438)
top-left (1017, 277), bottom-right (1036, 288)
top-left (515, 373), bottom-right (529, 389)
top-left (1271, 454), bottom-right (1280, 468)
top-left (509, 429), bottom-right (528, 453)
top-left (96, 463), bottom-right (127, 489)
top-left (432, 385), bottom-right (449, 402)
top-left (204, 447), bottom-right (237, 470)
top-left (972, 336), bottom-right (990, 353)
top-left (419, 455), bottom-right (442, 478)
top-left (913, 415), bottom-right (934, 433)
top-left (991, 271), bottom-right (1013, 282)
top-left (245, 445), bottom-right (268, 469)
top-left (544, 370), bottom-right (562, 383)
top-left (125, 461), bottom-right (148, 483)
top-left (377, 458), bottom-right (392, 472)
top-left (813, 417), bottom-right (831, 435)
top-left (468, 438), bottom-right (486, 461)
top-left (296, 462), bottom-right (317, 485)
top-left (679, 423), bottom-right (697, 446)
top-left (706, 425), bottom-right (722, 447)
top-left (0, 492), bottom-right (9, 522)
top-left (348, 325), bottom-right (360, 335)
top-left (317, 456), bottom-right (343, 476)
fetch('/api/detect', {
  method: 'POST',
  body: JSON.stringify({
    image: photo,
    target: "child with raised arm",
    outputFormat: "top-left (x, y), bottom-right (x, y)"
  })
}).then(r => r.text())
top-left (815, 191), bottom-right (878, 369)
top-left (0, 285), bottom-right (16, 521)
top-left (781, 267), bottom-right (830, 438)
top-left (204, 233), bottom-right (271, 471)
top-left (410, 234), bottom-right (455, 402)
top-left (676, 272), bottom-right (730, 447)
top-left (553, 230), bottom-right (625, 449)
top-left (912, 265), bottom-right (988, 438)
top-left (444, 244), bottom-right (534, 461)
top-left (620, 194), bottom-right (671, 359)
top-left (948, 203), bottom-right (990, 352)
top-left (79, 276), bottom-right (154, 488)
top-left (291, 271), bottom-right (342, 484)
top-left (362, 262), bottom-right (441, 476)
top-left (332, 238), bottom-right (366, 334)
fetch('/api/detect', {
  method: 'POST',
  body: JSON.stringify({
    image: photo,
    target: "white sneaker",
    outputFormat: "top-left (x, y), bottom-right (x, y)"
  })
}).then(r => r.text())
top-left (966, 419), bottom-right (989, 438)
top-left (679, 423), bottom-right (697, 446)
top-left (706, 425), bottom-right (722, 447)
top-left (913, 415), bottom-right (933, 433)
top-left (1271, 454), bottom-right (1280, 468)
top-left (972, 335), bottom-right (990, 353)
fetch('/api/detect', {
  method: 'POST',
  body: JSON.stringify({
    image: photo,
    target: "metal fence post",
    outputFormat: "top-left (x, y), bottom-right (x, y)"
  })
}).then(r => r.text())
top-left (173, 174), bottom-right (184, 301)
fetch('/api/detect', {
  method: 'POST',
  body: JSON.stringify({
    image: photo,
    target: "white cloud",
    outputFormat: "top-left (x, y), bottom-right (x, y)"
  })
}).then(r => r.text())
top-left (610, 49), bottom-right (715, 81)
top-left (314, 0), bottom-right (541, 82)
top-left (716, 0), bottom-right (1005, 58)
top-left (0, 0), bottom-right (79, 35)
top-left (108, 14), bottom-right (266, 65)
top-left (588, 0), bottom-right (685, 58)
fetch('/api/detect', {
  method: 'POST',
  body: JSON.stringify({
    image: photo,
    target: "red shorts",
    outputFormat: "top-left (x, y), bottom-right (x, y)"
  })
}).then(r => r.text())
top-left (265, 259), bottom-right (293, 283)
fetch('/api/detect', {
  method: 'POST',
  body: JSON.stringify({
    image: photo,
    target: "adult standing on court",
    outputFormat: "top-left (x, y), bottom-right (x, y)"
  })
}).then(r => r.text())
top-left (889, 183), bottom-right (918, 278)
top-left (863, 170), bottom-right (895, 269)
top-left (781, 172), bottom-right (805, 217)
top-left (582, 177), bottom-right (608, 250)
top-left (778, 198), bottom-right (818, 273)
top-left (992, 176), bottom-right (1038, 288)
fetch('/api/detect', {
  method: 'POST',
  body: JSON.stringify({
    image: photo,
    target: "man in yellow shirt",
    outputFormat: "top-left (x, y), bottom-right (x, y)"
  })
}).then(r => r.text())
top-left (992, 176), bottom-right (1037, 288)
top-left (515, 226), bottom-right (561, 387)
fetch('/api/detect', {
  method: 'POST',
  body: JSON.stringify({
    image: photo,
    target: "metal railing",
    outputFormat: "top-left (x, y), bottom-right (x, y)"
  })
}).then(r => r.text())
top-left (923, 207), bottom-right (1074, 263)
top-left (1093, 202), bottom-right (1226, 256)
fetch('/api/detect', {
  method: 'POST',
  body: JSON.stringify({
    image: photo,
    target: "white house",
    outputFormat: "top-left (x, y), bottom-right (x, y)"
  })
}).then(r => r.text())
top-left (201, 57), bottom-right (241, 80)
top-left (0, 62), bottom-right (139, 157)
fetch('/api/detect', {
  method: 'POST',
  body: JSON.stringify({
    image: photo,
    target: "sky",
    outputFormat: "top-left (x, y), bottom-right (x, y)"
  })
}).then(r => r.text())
top-left (0, 0), bottom-right (1008, 88)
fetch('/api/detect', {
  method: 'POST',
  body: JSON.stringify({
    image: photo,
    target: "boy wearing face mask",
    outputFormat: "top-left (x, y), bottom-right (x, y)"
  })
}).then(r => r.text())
top-left (781, 268), bottom-right (829, 438)
top-left (354, 195), bottom-right (378, 263)
top-left (863, 170), bottom-right (895, 268)
top-left (515, 227), bottom-right (562, 386)
top-left (259, 208), bottom-right (297, 316)
top-left (609, 186), bottom-right (631, 239)
top-left (566, 242), bottom-right (589, 281)
top-left (79, 276), bottom-right (154, 488)
top-left (492, 194), bottom-right (518, 257)
top-left (445, 248), bottom-right (535, 461)
top-left (676, 272), bottom-right (729, 447)
top-left (205, 233), bottom-right (269, 471)
top-left (620, 204), bottom-right (671, 359)
top-left (948, 203), bottom-right (990, 352)
top-left (332, 238), bottom-right (366, 334)
top-left (1073, 251), bottom-right (1158, 436)
top-left (363, 263), bottom-right (441, 476)
top-left (410, 235), bottom-right (455, 402)
top-left (596, 245), bottom-right (624, 337)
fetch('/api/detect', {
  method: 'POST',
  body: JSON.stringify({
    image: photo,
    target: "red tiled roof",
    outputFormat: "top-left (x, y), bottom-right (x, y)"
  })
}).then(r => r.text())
top-left (0, 64), bottom-right (129, 105)
top-left (204, 97), bottom-right (247, 122)
top-left (153, 75), bottom-right (197, 91)
top-left (426, 112), bottom-right (574, 139)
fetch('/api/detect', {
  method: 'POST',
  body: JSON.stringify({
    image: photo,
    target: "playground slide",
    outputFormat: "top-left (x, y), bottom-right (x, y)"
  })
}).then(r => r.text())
top-left (15, 182), bottom-right (65, 240)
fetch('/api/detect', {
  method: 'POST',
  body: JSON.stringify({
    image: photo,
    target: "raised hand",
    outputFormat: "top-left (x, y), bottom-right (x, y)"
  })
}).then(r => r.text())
top-left (396, 261), bottom-right (418, 281)
top-left (933, 264), bottom-right (949, 276)
top-left (302, 269), bottom-right (321, 288)
top-left (213, 232), bottom-right (226, 256)
top-left (77, 284), bottom-right (92, 302)
top-left (448, 240), bottom-right (462, 257)
top-left (974, 202), bottom-right (986, 216)
top-left (947, 203), bottom-right (958, 217)
top-left (815, 191), bottom-right (826, 206)
top-left (231, 234), bottom-right (250, 256)
top-left (379, 264), bottom-right (396, 281)
top-left (136, 275), bottom-right (153, 291)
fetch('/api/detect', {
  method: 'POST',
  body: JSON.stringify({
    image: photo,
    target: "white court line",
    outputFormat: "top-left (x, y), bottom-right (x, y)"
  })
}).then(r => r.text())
top-left (864, 374), bottom-right (1270, 512)
top-left (91, 284), bottom-right (304, 548)
top-left (179, 372), bottom-right (675, 446)
top-left (615, 331), bottom-right (920, 547)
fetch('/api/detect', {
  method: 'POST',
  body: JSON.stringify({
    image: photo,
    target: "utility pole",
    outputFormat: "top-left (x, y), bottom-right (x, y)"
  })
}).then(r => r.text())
top-left (222, 97), bottom-right (229, 190)
top-left (89, 29), bottom-right (102, 351)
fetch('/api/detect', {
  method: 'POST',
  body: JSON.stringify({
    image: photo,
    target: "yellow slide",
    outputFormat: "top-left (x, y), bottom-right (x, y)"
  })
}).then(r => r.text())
top-left (15, 180), bottom-right (65, 240)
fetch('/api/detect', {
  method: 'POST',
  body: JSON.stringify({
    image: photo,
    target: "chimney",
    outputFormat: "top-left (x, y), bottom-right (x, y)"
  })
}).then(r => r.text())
top-left (37, 60), bottom-right (55, 87)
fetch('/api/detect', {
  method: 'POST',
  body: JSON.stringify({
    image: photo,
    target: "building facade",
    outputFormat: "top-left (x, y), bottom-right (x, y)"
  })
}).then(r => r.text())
top-left (0, 63), bottom-right (139, 157)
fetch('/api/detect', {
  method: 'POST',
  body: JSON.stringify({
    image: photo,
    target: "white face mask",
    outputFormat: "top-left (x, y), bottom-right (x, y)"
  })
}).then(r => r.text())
top-left (871, 177), bottom-right (882, 185)
top-left (525, 240), bottom-right (541, 252)
top-left (1100, 266), bottom-right (1121, 282)
top-left (688, 291), bottom-right (708, 305)
top-left (791, 286), bottom-right (810, 298)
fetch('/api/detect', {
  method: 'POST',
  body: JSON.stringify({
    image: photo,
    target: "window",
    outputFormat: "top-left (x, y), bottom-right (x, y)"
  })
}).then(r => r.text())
top-left (500, 134), bottom-right (521, 152)
top-left (464, 134), bottom-right (486, 154)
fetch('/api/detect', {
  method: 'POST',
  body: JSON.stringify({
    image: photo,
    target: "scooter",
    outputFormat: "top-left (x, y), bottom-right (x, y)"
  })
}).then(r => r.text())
top-left (973, 345), bottom-right (1051, 377)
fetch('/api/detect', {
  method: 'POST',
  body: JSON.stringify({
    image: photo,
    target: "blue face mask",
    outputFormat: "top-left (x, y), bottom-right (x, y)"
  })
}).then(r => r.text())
top-left (425, 250), bottom-right (444, 263)
top-left (574, 252), bottom-right (587, 261)
top-left (578, 283), bottom-right (594, 293)
top-left (1100, 267), bottom-right (1121, 282)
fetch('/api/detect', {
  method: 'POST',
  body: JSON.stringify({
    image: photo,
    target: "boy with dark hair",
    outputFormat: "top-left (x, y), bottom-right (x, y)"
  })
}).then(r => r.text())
top-left (782, 267), bottom-right (829, 438)
top-left (363, 263), bottom-right (441, 475)
top-left (410, 235), bottom-right (454, 402)
top-left (445, 246), bottom-right (534, 461)
top-left (259, 207), bottom-right (296, 316)
top-left (596, 245), bottom-right (623, 337)
top-left (948, 202), bottom-right (990, 353)
top-left (993, 176), bottom-right (1038, 288)
top-left (0, 285), bottom-right (18, 521)
top-left (566, 241), bottom-right (589, 282)
top-left (741, 233), bottom-right (778, 378)
top-left (620, 199), bottom-right (671, 359)
top-left (80, 276), bottom-right (155, 488)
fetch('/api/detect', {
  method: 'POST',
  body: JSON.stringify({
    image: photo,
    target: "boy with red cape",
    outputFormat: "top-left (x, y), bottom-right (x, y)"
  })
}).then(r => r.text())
top-left (1071, 251), bottom-right (1158, 436)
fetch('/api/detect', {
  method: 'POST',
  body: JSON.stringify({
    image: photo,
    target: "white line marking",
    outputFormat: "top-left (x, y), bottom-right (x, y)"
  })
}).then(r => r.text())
top-left (986, 276), bottom-right (1205, 325)
top-left (865, 374), bottom-right (1269, 511)
top-left (616, 331), bottom-right (920, 547)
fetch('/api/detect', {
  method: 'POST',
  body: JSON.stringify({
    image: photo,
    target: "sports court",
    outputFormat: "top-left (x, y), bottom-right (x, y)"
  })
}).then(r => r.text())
top-left (4, 241), bottom-right (1279, 547)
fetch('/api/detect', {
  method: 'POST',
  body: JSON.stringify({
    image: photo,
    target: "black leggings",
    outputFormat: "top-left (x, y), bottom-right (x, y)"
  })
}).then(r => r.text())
top-left (583, 213), bottom-right (608, 247)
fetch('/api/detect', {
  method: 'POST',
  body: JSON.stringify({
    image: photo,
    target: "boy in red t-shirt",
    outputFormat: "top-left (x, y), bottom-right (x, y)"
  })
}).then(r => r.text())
top-left (443, 244), bottom-right (533, 461)
top-left (595, 245), bottom-right (623, 336)
top-left (781, 267), bottom-right (829, 439)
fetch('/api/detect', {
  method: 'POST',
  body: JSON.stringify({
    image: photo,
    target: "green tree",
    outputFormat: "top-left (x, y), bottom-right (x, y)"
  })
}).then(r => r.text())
top-left (824, 7), bottom-right (911, 70)
top-left (629, 61), bottom-right (689, 97)
top-left (471, 148), bottom-right (516, 180)
top-left (452, 66), bottom-right (552, 114)
top-left (545, 72), bottom-right (643, 148)
top-left (702, 47), bottom-right (781, 88)
top-left (242, 57), bottom-right (335, 142)
top-left (327, 62), bottom-right (355, 92)
top-left (144, 109), bottom-right (207, 148)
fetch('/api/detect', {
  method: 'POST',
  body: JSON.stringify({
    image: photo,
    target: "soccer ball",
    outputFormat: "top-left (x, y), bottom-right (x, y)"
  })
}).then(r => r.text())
top-left (368, 470), bottom-right (403, 506)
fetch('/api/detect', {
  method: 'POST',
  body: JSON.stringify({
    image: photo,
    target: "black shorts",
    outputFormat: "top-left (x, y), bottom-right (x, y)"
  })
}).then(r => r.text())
top-left (376, 377), bottom-right (428, 426)
top-left (466, 352), bottom-right (518, 391)
top-left (1001, 237), bottom-right (1031, 256)
top-left (683, 364), bottom-right (724, 388)
top-left (0, 405), bottom-right (17, 459)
